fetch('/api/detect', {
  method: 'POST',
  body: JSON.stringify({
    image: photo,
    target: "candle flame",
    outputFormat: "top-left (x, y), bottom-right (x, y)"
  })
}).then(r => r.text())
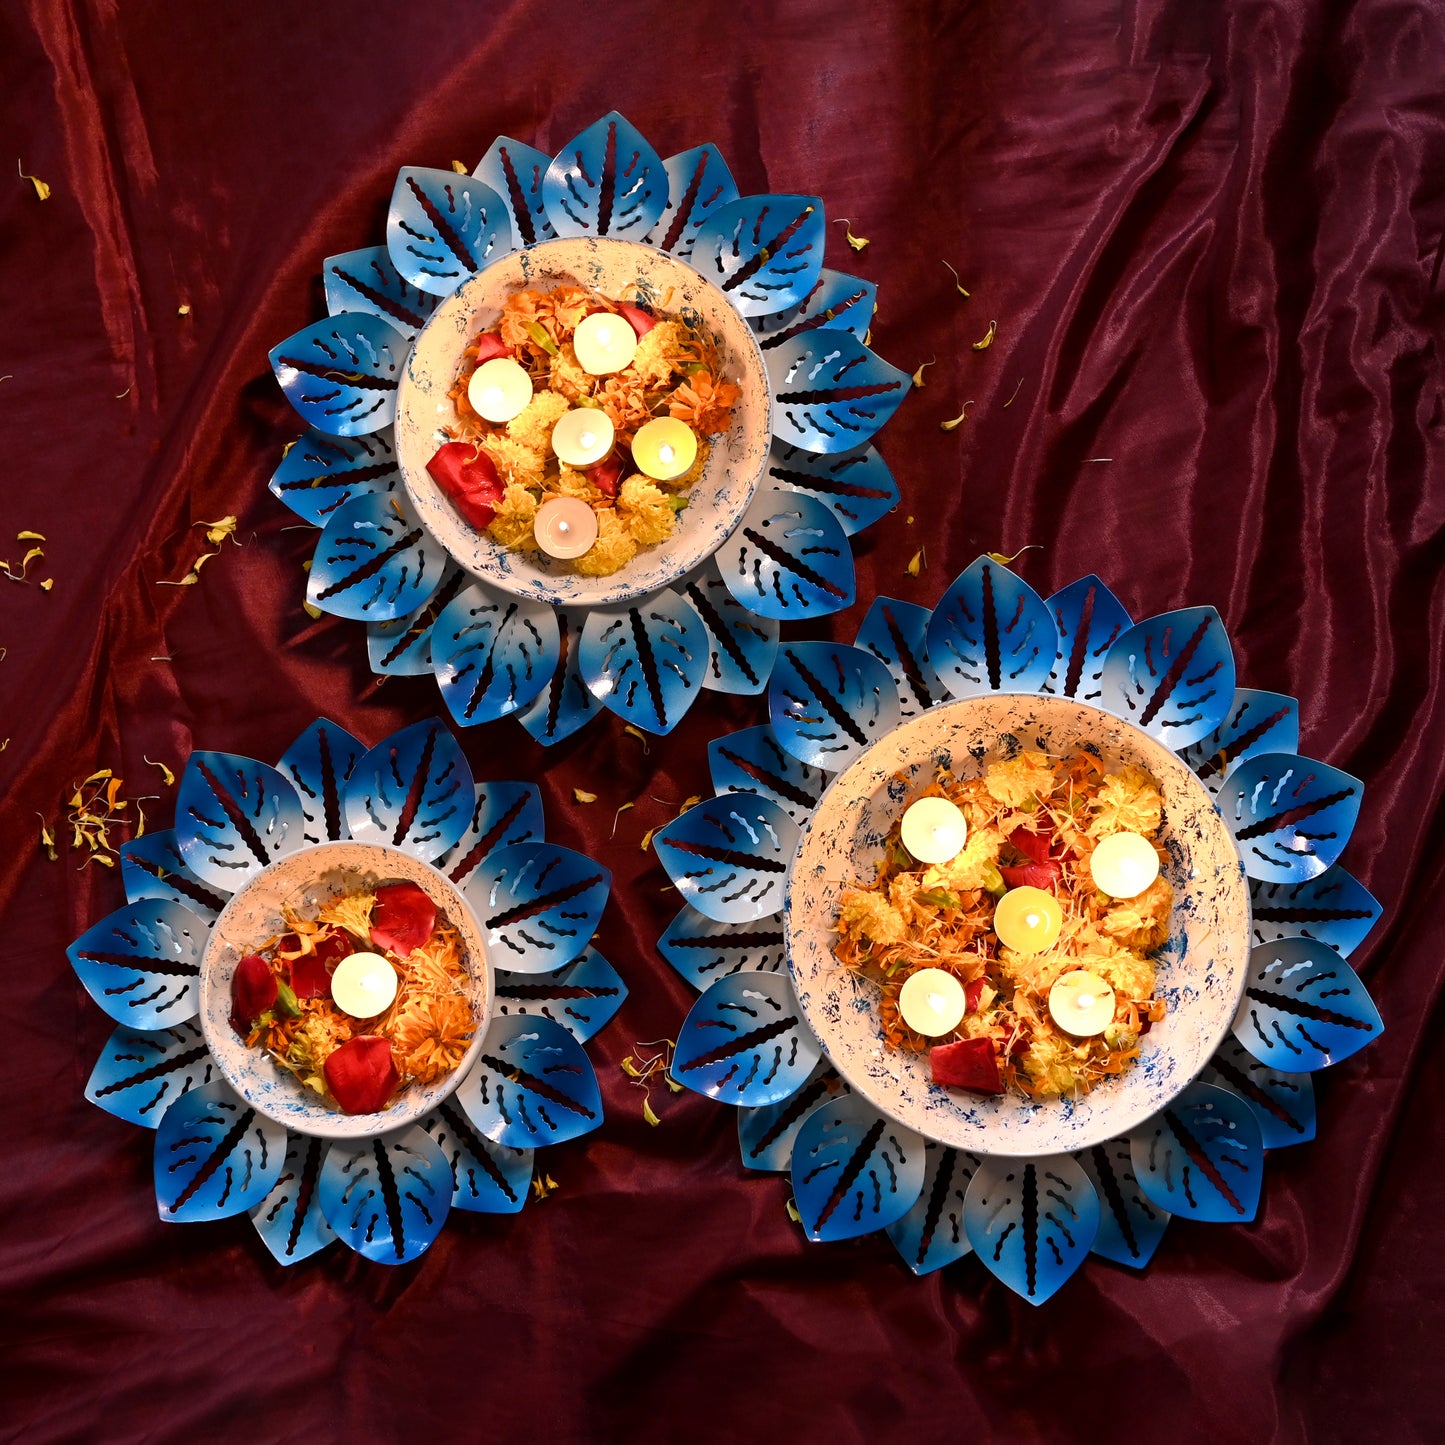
top-left (659, 444), bottom-right (675, 464)
top-left (579, 431), bottom-right (596, 448)
top-left (1025, 912), bottom-right (1040, 928)
top-left (481, 386), bottom-right (503, 409)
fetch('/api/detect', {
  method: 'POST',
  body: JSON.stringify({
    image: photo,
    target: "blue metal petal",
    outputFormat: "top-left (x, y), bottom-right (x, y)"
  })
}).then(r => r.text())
top-left (1201, 1036), bottom-right (1317, 1149)
top-left (517, 607), bottom-right (605, 747)
top-left (269, 426), bottom-right (400, 526)
top-left (737, 1061), bottom-right (848, 1173)
top-left (1217, 752), bottom-right (1364, 882)
top-left (153, 1080), bottom-right (287, 1223)
top-left (925, 556), bottom-right (1058, 701)
top-left (1129, 1081), bottom-right (1265, 1223)
top-left (434, 781), bottom-right (546, 890)
top-left (658, 904), bottom-right (788, 989)
top-left (577, 588), bottom-right (710, 735)
top-left (467, 843), bottom-right (610, 975)
top-left (679, 560), bottom-right (781, 695)
top-left (692, 194), bottom-right (827, 317)
top-left (1249, 865), bottom-right (1381, 957)
top-left (493, 946), bottom-right (627, 1044)
top-left (421, 1099), bottom-right (533, 1214)
top-left (1099, 606), bottom-right (1236, 749)
top-left (674, 970), bottom-right (821, 1107)
top-left (707, 723), bottom-right (828, 825)
top-left (85, 1019), bottom-right (215, 1128)
top-left (277, 718), bottom-right (365, 846)
top-left (269, 313), bottom-right (406, 436)
top-left (647, 144), bottom-right (739, 259)
top-left (714, 486), bottom-right (856, 620)
top-left (791, 1094), bottom-right (927, 1242)
top-left (473, 135), bottom-right (556, 247)
top-left (455, 1014), bottom-right (603, 1149)
top-left (432, 580), bottom-right (561, 725)
top-left (886, 1141), bottom-right (983, 1276)
top-left (317, 1125), bottom-right (453, 1263)
top-left (174, 752), bottom-right (307, 890)
top-left (964, 1154), bottom-right (1100, 1304)
top-left (1040, 574), bottom-right (1133, 704)
top-left (654, 794), bottom-right (799, 924)
top-left (119, 830), bottom-right (228, 922)
top-left (762, 440), bottom-right (900, 537)
top-left (1232, 936), bottom-right (1383, 1071)
top-left (542, 111), bottom-right (667, 240)
top-left (366, 564), bottom-right (469, 676)
top-left (764, 330), bottom-right (911, 452)
top-left (855, 596), bottom-right (946, 719)
top-left (385, 166), bottom-right (511, 297)
top-left (322, 245), bottom-right (440, 340)
top-left (251, 1134), bottom-right (337, 1266)
top-left (1075, 1139), bottom-right (1171, 1269)
top-left (68, 900), bottom-right (207, 1029)
top-left (343, 718), bottom-right (474, 862)
top-left (307, 489), bottom-right (448, 624)
top-left (1179, 689), bottom-right (1301, 794)
top-left (768, 642), bottom-right (901, 772)
top-left (753, 268), bottom-right (877, 348)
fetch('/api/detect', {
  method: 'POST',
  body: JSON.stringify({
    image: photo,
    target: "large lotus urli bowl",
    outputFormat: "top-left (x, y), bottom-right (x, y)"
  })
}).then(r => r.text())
top-left (395, 235), bottom-right (773, 609)
top-left (199, 841), bottom-right (492, 1141)
top-left (785, 694), bottom-right (1253, 1158)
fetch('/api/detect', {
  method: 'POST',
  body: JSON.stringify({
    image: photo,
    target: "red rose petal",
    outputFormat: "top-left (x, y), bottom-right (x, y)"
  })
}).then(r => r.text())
top-left (323, 1036), bottom-right (400, 1115)
top-left (999, 861), bottom-right (1062, 891)
top-left (930, 1037), bottom-right (1004, 1094)
top-left (1008, 825), bottom-right (1070, 864)
top-left (426, 441), bottom-right (505, 531)
top-left (587, 453), bottom-right (625, 499)
top-left (615, 303), bottom-right (656, 339)
top-left (370, 882), bottom-right (437, 957)
top-left (288, 930), bottom-right (350, 1000)
top-left (965, 977), bottom-right (987, 1012)
top-left (230, 953), bottom-right (277, 1036)
top-left (472, 332), bottom-right (511, 364)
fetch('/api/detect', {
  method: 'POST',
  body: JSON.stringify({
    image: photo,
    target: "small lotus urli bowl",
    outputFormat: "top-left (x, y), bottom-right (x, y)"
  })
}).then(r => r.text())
top-left (198, 840), bottom-right (492, 1141)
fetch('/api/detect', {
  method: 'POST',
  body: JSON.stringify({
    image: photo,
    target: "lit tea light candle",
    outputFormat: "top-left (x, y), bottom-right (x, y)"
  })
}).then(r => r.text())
top-left (467, 356), bottom-right (533, 423)
top-left (992, 885), bottom-right (1063, 954)
top-left (1048, 969), bottom-right (1116, 1037)
top-left (899, 796), bottom-right (968, 864)
top-left (534, 495), bottom-right (599, 560)
top-left (898, 968), bottom-right (968, 1037)
top-left (551, 407), bottom-right (615, 467)
top-left (573, 311), bottom-right (639, 375)
top-left (630, 416), bottom-right (698, 481)
top-left (1090, 831), bottom-right (1160, 899)
top-left (329, 951), bottom-right (398, 1020)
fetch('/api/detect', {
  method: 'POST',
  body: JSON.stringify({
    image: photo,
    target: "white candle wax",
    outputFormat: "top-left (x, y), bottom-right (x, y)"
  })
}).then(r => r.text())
top-left (329, 951), bottom-right (399, 1020)
top-left (898, 968), bottom-right (968, 1037)
top-left (1047, 970), bottom-right (1116, 1038)
top-left (467, 356), bottom-right (533, 423)
top-left (572, 311), bottom-right (639, 376)
top-left (1090, 831), bottom-right (1160, 899)
top-left (551, 408), bottom-right (615, 467)
top-left (899, 796), bottom-right (968, 863)
top-left (631, 416), bottom-right (699, 481)
top-left (534, 495), bottom-right (599, 560)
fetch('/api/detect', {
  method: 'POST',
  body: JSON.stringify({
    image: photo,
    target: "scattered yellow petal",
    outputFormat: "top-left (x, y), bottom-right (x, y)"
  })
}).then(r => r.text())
top-left (972, 320), bottom-right (997, 351)
top-left (531, 1172), bottom-right (560, 1201)
top-left (280, 438), bottom-right (299, 460)
top-left (610, 800), bottom-right (635, 839)
top-left (623, 723), bottom-right (651, 754)
top-left (834, 218), bottom-right (870, 252)
top-left (942, 260), bottom-right (970, 297)
top-left (677, 795), bottom-right (702, 815)
top-left (986, 544), bottom-right (1042, 567)
top-left (198, 515), bottom-right (239, 546)
top-left (80, 853), bottom-right (116, 870)
top-left (145, 756), bottom-right (176, 787)
top-left (906, 548), bottom-right (925, 578)
top-left (1, 739), bottom-right (8, 751)
top-left (940, 400), bottom-right (973, 432)
top-left (906, 515), bottom-right (915, 525)
top-left (451, 159), bottom-right (469, 174)
top-left (639, 826), bottom-right (658, 853)
top-left (303, 599), bottom-right (323, 620)
top-left (136, 802), bottom-right (148, 838)
top-left (37, 815), bottom-right (57, 861)
top-left (39, 578), bottom-right (53, 591)
top-left (785, 1197), bottom-right (802, 1224)
top-left (18, 160), bottom-right (50, 201)
top-left (1003, 376), bottom-right (1025, 408)
top-left (911, 358), bottom-right (934, 387)
top-left (664, 1072), bottom-right (683, 1094)
top-left (642, 1096), bottom-right (661, 1127)
top-left (17, 530), bottom-right (44, 542)
top-left (863, 325), bottom-right (872, 347)
top-left (573, 788), bottom-right (598, 804)
top-left (82, 769), bottom-right (114, 784)
top-left (620, 1056), bottom-right (643, 1079)
top-left (177, 304), bottom-right (191, 317)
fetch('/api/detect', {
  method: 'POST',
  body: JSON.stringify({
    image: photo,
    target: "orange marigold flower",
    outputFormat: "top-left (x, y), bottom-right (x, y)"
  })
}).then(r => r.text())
top-left (668, 371), bottom-right (740, 434)
top-left (391, 994), bottom-right (475, 1085)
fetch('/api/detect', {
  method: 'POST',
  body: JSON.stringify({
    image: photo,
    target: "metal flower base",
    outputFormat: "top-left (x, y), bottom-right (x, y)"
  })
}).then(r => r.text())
top-left (269, 112), bottom-right (911, 743)
top-left (657, 558), bottom-right (1383, 1304)
top-left (70, 718), bottom-right (623, 1266)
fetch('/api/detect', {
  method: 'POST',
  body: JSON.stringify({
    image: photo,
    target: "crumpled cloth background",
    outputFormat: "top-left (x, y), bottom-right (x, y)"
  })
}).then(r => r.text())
top-left (3, 1), bottom-right (1442, 1439)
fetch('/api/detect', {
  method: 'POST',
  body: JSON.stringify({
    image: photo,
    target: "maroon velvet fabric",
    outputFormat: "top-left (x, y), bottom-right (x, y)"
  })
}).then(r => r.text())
top-left (4, 1), bottom-right (1443, 1439)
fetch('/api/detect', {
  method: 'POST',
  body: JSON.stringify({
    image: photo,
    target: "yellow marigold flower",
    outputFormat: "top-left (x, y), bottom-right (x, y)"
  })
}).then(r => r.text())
top-left (920, 825), bottom-right (1003, 892)
top-left (391, 994), bottom-right (475, 1085)
top-left (984, 751), bottom-right (1057, 809)
top-left (617, 476), bottom-right (676, 546)
top-left (572, 510), bottom-right (638, 576)
top-left (480, 434), bottom-right (546, 491)
top-left (1074, 933), bottom-right (1157, 1001)
top-left (837, 888), bottom-right (909, 946)
top-left (548, 343), bottom-right (595, 401)
top-left (552, 466), bottom-right (605, 503)
top-left (505, 389), bottom-right (570, 453)
top-left (630, 320), bottom-right (688, 387)
top-left (487, 483), bottom-right (541, 550)
top-left (671, 437), bottom-right (710, 489)
top-left (1087, 765), bottom-right (1163, 838)
top-left (1099, 874), bottom-right (1174, 952)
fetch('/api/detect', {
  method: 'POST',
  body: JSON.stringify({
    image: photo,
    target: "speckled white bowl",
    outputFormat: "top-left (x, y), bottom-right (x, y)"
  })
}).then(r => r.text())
top-left (395, 236), bottom-right (772, 607)
top-left (786, 695), bottom-right (1252, 1157)
top-left (199, 841), bottom-right (491, 1140)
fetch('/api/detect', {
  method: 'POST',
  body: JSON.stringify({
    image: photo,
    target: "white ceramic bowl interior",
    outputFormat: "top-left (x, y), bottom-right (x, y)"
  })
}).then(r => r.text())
top-left (199, 841), bottom-right (492, 1140)
top-left (786, 695), bottom-right (1252, 1156)
top-left (396, 236), bottom-right (772, 607)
